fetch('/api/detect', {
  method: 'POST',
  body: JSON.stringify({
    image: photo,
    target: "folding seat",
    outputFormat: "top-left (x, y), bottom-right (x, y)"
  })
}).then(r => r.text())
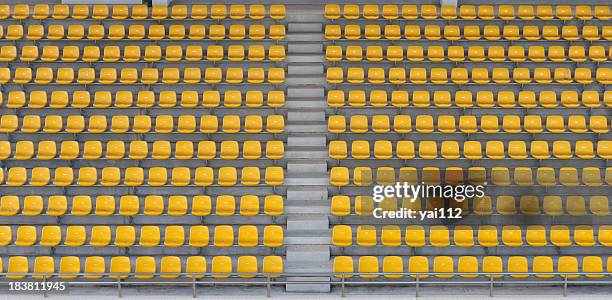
top-left (109, 256), bottom-right (132, 279)
top-left (185, 45), bottom-right (203, 61)
top-left (501, 226), bottom-right (524, 247)
top-left (423, 25), bottom-right (440, 40)
top-left (463, 46), bottom-right (482, 61)
top-left (110, 5), bottom-right (129, 19)
top-left (546, 46), bottom-right (566, 62)
top-left (562, 26), bottom-right (579, 40)
top-left (363, 5), bottom-right (379, 19)
top-left (575, 6), bottom-right (593, 20)
top-left (325, 4), bottom-right (341, 19)
top-left (268, 45), bottom-right (286, 62)
top-left (522, 225), bottom-right (547, 247)
top-left (6, 256), bottom-right (29, 279)
top-left (148, 25), bottom-right (166, 40)
top-left (588, 46), bottom-right (606, 62)
top-left (107, 25), bottom-right (125, 40)
top-left (596, 68), bottom-right (612, 84)
top-left (57, 256), bottom-right (81, 280)
top-left (461, 26), bottom-right (480, 40)
top-left (384, 25), bottom-right (401, 40)
top-left (90, 5), bottom-right (109, 19)
top-left (126, 25), bottom-right (145, 40)
top-left (20, 45), bottom-right (38, 62)
top-left (171, 5), bottom-right (188, 19)
top-left (522, 26), bottom-right (541, 40)
top-left (425, 225), bottom-right (449, 247)
top-left (492, 68), bottom-right (510, 84)
top-left (51, 4), bottom-right (70, 19)
top-left (573, 225), bottom-right (595, 247)
top-left (582, 26), bottom-right (600, 41)
top-left (457, 5), bottom-right (476, 19)
top-left (582, 256), bottom-right (604, 279)
top-left (83, 256), bottom-right (105, 279)
top-left (505, 256), bottom-right (529, 278)
top-left (86, 25), bottom-right (105, 40)
top-left (5, 24), bottom-right (23, 41)
top-left (325, 25), bottom-right (341, 40)
top-left (367, 68), bottom-right (385, 84)
top-left (151, 5), bottom-right (168, 19)
top-left (34, 4), bottom-right (51, 20)
top-left (549, 225), bottom-right (572, 247)
top-left (595, 6), bottom-right (611, 20)
top-left (333, 256), bottom-right (354, 278)
top-left (188, 25), bottom-right (206, 40)
top-left (380, 4), bottom-right (399, 20)
top-left (441, 24), bottom-right (458, 40)
top-left (598, 225), bottom-right (612, 246)
top-left (81, 46), bottom-right (101, 62)
top-left (590, 116), bottom-right (609, 133)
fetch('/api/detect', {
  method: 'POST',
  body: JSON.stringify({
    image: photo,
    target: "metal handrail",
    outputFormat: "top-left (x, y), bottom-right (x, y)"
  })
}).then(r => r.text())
top-left (1, 272), bottom-right (610, 298)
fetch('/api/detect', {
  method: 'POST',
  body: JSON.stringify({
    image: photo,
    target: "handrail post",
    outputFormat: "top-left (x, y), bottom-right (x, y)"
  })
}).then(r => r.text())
top-left (43, 275), bottom-right (47, 298)
top-left (489, 276), bottom-right (494, 297)
top-left (563, 275), bottom-right (568, 297)
top-left (415, 274), bottom-right (419, 298)
top-left (266, 273), bottom-right (271, 298)
top-left (117, 277), bottom-right (122, 298)
top-left (341, 275), bottom-right (345, 297)
top-left (192, 276), bottom-right (196, 298)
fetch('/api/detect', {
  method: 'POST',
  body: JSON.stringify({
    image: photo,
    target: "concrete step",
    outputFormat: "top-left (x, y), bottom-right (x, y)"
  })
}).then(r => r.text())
top-left (287, 186), bottom-right (328, 201)
top-left (285, 149), bottom-right (327, 159)
top-left (288, 87), bottom-right (325, 98)
top-left (286, 75), bottom-right (326, 85)
top-left (285, 123), bottom-right (327, 133)
top-left (288, 160), bottom-right (327, 174)
top-left (288, 135), bottom-right (326, 147)
top-left (285, 176), bottom-right (329, 186)
top-left (286, 54), bottom-right (325, 63)
top-left (287, 245), bottom-right (330, 262)
top-left (288, 43), bottom-right (323, 54)
top-left (288, 64), bottom-right (324, 75)
top-left (285, 99), bottom-right (326, 108)
top-left (288, 110), bottom-right (325, 122)
top-left (288, 23), bottom-right (323, 33)
top-left (285, 235), bottom-right (331, 245)
top-left (287, 215), bottom-right (329, 231)
top-left (286, 33), bottom-right (325, 42)
top-left (285, 278), bottom-right (331, 293)
top-left (285, 205), bottom-right (328, 214)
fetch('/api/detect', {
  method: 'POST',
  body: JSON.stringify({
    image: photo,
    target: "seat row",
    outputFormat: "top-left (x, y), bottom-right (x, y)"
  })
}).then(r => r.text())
top-left (0, 114), bottom-right (285, 134)
top-left (0, 194), bottom-right (284, 217)
top-left (0, 67), bottom-right (286, 84)
top-left (0, 225), bottom-right (283, 248)
top-left (326, 67), bottom-right (611, 84)
top-left (329, 166), bottom-right (612, 186)
top-left (327, 114), bottom-right (610, 134)
top-left (3, 255), bottom-right (283, 279)
top-left (0, 4), bottom-right (286, 20)
top-left (0, 24), bottom-right (286, 41)
top-left (0, 45), bottom-right (286, 62)
top-left (329, 140), bottom-right (611, 160)
top-left (2, 90), bottom-right (285, 109)
top-left (325, 24), bottom-right (612, 41)
top-left (0, 166), bottom-right (285, 187)
top-left (327, 90), bottom-right (611, 108)
top-left (326, 45), bottom-right (612, 62)
top-left (330, 195), bottom-right (610, 217)
top-left (332, 224), bottom-right (612, 247)
top-left (0, 140), bottom-right (285, 161)
top-left (325, 4), bottom-right (611, 21)
top-left (333, 256), bottom-right (609, 279)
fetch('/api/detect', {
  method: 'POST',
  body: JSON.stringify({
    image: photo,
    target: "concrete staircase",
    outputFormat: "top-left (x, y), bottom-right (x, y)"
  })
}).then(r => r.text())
top-left (283, 5), bottom-right (330, 293)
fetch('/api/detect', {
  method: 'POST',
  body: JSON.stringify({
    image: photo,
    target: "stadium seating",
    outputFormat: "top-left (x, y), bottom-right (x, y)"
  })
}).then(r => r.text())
top-left (0, 4), bottom-right (287, 280)
top-left (325, 4), bottom-right (610, 282)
